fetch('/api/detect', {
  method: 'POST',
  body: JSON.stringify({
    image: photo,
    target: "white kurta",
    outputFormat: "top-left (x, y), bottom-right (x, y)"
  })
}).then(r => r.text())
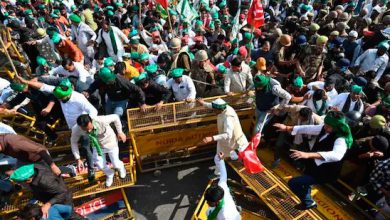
top-left (96, 26), bottom-right (129, 62)
top-left (71, 22), bottom-right (96, 59)
top-left (49, 62), bottom-right (93, 84)
top-left (307, 81), bottom-right (338, 101)
top-left (354, 49), bottom-right (389, 82)
top-left (329, 92), bottom-right (364, 113)
top-left (166, 75), bottom-right (196, 101)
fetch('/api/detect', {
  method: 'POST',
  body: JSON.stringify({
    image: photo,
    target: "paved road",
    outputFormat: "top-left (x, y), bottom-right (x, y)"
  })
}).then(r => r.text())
top-left (125, 161), bottom-right (215, 220)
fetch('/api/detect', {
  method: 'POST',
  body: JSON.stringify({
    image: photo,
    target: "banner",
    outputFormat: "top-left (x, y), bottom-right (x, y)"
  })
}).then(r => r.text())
top-left (247, 0), bottom-right (265, 28)
top-left (176, 0), bottom-right (199, 22)
top-left (75, 190), bottom-right (123, 216)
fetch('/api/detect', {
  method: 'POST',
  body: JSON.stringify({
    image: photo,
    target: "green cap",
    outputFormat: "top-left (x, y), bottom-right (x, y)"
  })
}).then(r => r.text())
top-left (99, 67), bottom-right (116, 83)
top-left (71, 5), bottom-right (77, 11)
top-left (217, 65), bottom-right (227, 74)
top-left (104, 57), bottom-right (115, 67)
top-left (69, 14), bottom-right (81, 23)
top-left (134, 72), bottom-right (148, 83)
top-left (59, 78), bottom-right (72, 88)
top-left (51, 33), bottom-right (61, 44)
top-left (293, 76), bottom-right (304, 88)
top-left (171, 68), bottom-right (184, 78)
top-left (219, 0), bottom-right (227, 8)
top-left (38, 4), bottom-right (46, 10)
top-left (351, 85), bottom-right (363, 94)
top-left (122, 53), bottom-right (131, 58)
top-left (116, 2), bottom-right (124, 7)
top-left (145, 64), bottom-right (158, 74)
top-left (209, 22), bottom-right (215, 29)
top-left (50, 13), bottom-right (59, 18)
top-left (53, 83), bottom-right (73, 99)
top-left (249, 61), bottom-right (256, 67)
top-left (24, 9), bottom-right (33, 15)
top-left (10, 164), bottom-right (35, 182)
top-left (107, 10), bottom-right (114, 16)
top-left (211, 12), bottom-right (219, 19)
top-left (53, 9), bottom-right (60, 14)
top-left (131, 5), bottom-right (139, 11)
top-left (139, 52), bottom-right (149, 61)
top-left (36, 56), bottom-right (47, 66)
top-left (129, 29), bottom-right (138, 38)
top-left (10, 82), bottom-right (27, 92)
top-left (131, 52), bottom-right (140, 59)
top-left (253, 74), bottom-right (271, 89)
top-left (130, 38), bottom-right (140, 44)
top-left (196, 20), bottom-right (203, 26)
top-left (244, 32), bottom-right (253, 40)
top-left (231, 38), bottom-right (238, 44)
top-left (106, 6), bottom-right (114, 11)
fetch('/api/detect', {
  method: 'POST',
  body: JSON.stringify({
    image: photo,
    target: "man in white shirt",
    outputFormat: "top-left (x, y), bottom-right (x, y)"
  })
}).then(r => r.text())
top-left (167, 68), bottom-right (196, 102)
top-left (71, 114), bottom-right (127, 187)
top-left (273, 111), bottom-right (352, 210)
top-left (49, 58), bottom-right (93, 85)
top-left (198, 98), bottom-right (248, 175)
top-left (353, 42), bottom-right (389, 82)
top-left (330, 85), bottom-right (364, 114)
top-left (69, 14), bottom-right (96, 64)
top-left (18, 77), bottom-right (98, 182)
top-left (307, 78), bottom-right (338, 101)
top-left (224, 57), bottom-right (253, 95)
top-left (204, 152), bottom-right (241, 220)
top-left (96, 20), bottom-right (129, 62)
top-left (0, 77), bottom-right (12, 104)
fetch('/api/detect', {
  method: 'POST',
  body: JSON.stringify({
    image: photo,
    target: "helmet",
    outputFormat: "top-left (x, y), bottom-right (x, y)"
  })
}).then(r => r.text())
top-left (170, 38), bottom-right (181, 49)
top-left (345, 111), bottom-right (362, 127)
top-left (296, 35), bottom-right (307, 45)
top-left (339, 12), bottom-right (349, 21)
top-left (195, 50), bottom-right (208, 62)
top-left (280, 34), bottom-right (292, 46)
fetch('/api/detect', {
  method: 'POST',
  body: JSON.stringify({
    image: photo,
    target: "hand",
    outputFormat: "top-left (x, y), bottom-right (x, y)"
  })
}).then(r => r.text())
top-left (290, 149), bottom-right (309, 160)
top-left (140, 104), bottom-right (147, 113)
top-left (273, 123), bottom-right (287, 132)
top-left (202, 136), bottom-right (213, 144)
top-left (41, 107), bottom-right (51, 116)
top-left (81, 91), bottom-right (90, 98)
top-left (329, 106), bottom-right (339, 111)
top-left (226, 92), bottom-right (234, 96)
top-left (6, 109), bottom-right (17, 114)
top-left (76, 159), bottom-right (85, 173)
top-left (372, 151), bottom-right (384, 158)
top-left (247, 90), bottom-right (255, 97)
top-left (117, 133), bottom-right (127, 143)
top-left (15, 74), bottom-right (28, 84)
top-left (185, 98), bottom-right (194, 103)
top-left (358, 152), bottom-right (373, 159)
top-left (218, 152), bottom-right (224, 160)
top-left (41, 203), bottom-right (51, 219)
top-left (303, 93), bottom-right (312, 100)
top-left (50, 163), bottom-right (61, 176)
top-left (154, 101), bottom-right (163, 111)
top-left (196, 98), bottom-right (205, 105)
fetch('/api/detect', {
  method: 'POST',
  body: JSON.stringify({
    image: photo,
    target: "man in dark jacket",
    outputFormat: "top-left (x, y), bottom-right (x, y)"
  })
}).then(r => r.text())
top-left (0, 134), bottom-right (61, 176)
top-left (83, 67), bottom-right (147, 115)
top-left (133, 73), bottom-right (171, 110)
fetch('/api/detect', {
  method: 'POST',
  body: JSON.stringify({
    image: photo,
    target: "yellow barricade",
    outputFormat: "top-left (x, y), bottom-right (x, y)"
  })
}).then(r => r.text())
top-left (127, 94), bottom-right (255, 172)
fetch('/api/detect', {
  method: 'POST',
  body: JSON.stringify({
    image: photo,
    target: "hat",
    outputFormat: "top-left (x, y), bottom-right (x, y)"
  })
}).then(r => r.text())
top-left (171, 68), bottom-right (184, 78)
top-left (69, 14), bottom-right (81, 23)
top-left (131, 52), bottom-right (140, 59)
top-left (194, 36), bottom-right (203, 42)
top-left (145, 64), bottom-right (158, 74)
top-left (324, 111), bottom-right (353, 148)
top-left (369, 115), bottom-right (386, 129)
top-left (310, 23), bottom-right (320, 32)
top-left (378, 41), bottom-right (390, 50)
top-left (51, 33), bottom-right (62, 44)
top-left (195, 50), bottom-right (208, 61)
top-left (104, 57), bottom-right (115, 67)
top-left (99, 67), bottom-right (116, 83)
top-left (372, 135), bottom-right (389, 152)
top-left (38, 4), bottom-right (46, 10)
top-left (301, 4), bottom-right (311, 11)
top-left (106, 6), bottom-right (114, 11)
top-left (296, 35), bottom-right (307, 45)
top-left (149, 44), bottom-right (159, 52)
top-left (382, 95), bottom-right (390, 106)
top-left (107, 10), bottom-right (114, 16)
top-left (151, 31), bottom-right (160, 38)
top-left (256, 57), bottom-right (266, 71)
top-left (10, 82), bottom-right (27, 92)
top-left (333, 37), bottom-right (344, 46)
top-left (280, 34), bottom-right (292, 46)
top-left (24, 9), bottom-right (32, 15)
top-left (244, 32), bottom-right (253, 40)
top-left (130, 37), bottom-right (140, 44)
top-left (122, 53), bottom-right (131, 58)
top-left (10, 164), bottom-right (35, 182)
top-left (330, 31), bottom-right (340, 36)
top-left (351, 85), bottom-right (363, 94)
top-left (36, 28), bottom-right (46, 37)
top-left (293, 76), bottom-right (304, 88)
top-left (211, 12), bottom-right (219, 19)
top-left (211, 98), bottom-right (227, 110)
top-left (239, 14), bottom-right (245, 19)
top-left (53, 79), bottom-right (73, 99)
top-left (129, 29), bottom-right (138, 38)
top-left (170, 38), bottom-right (181, 49)
top-left (217, 65), bottom-right (227, 74)
top-left (353, 76), bottom-right (368, 87)
top-left (316, 35), bottom-right (328, 45)
top-left (254, 29), bottom-right (262, 36)
top-left (219, 0), bottom-right (227, 8)
top-left (349, 30), bottom-right (358, 38)
top-left (231, 38), bottom-right (238, 44)
top-left (337, 58), bottom-right (350, 68)
top-left (336, 22), bottom-right (349, 30)
top-left (139, 52), bottom-right (150, 61)
top-left (116, 2), bottom-right (124, 7)
top-left (209, 22), bottom-right (215, 29)
top-left (50, 13), bottom-right (59, 18)
top-left (36, 56), bottom-right (47, 66)
top-left (238, 46), bottom-right (248, 57)
top-left (253, 75), bottom-right (271, 92)
top-left (134, 72), bottom-right (148, 84)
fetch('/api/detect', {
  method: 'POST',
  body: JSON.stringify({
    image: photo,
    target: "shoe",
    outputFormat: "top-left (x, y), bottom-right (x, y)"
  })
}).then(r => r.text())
top-left (119, 166), bottom-right (126, 179)
top-left (87, 169), bottom-right (95, 183)
top-left (294, 202), bottom-right (317, 210)
top-left (271, 159), bottom-right (281, 169)
top-left (105, 173), bottom-right (114, 187)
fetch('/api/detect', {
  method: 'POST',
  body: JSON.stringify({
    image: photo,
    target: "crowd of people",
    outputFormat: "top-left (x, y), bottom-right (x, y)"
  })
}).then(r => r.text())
top-left (0, 0), bottom-right (389, 219)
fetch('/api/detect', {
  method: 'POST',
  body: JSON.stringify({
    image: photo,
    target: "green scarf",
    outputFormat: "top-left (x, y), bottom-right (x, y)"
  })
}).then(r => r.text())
top-left (313, 99), bottom-right (327, 116)
top-left (109, 28), bottom-right (118, 54)
top-left (254, 75), bottom-right (272, 92)
top-left (88, 121), bottom-right (103, 156)
top-left (324, 113), bottom-right (353, 148)
top-left (207, 198), bottom-right (224, 220)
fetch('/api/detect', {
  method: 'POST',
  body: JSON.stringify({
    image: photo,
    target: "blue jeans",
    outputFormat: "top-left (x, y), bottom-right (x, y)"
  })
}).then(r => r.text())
top-left (254, 109), bottom-right (269, 134)
top-left (105, 99), bottom-right (128, 117)
top-left (288, 175), bottom-right (318, 207)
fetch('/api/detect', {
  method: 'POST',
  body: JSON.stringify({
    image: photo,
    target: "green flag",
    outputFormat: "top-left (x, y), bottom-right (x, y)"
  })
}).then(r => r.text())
top-left (177, 0), bottom-right (198, 22)
top-left (156, 4), bottom-right (169, 18)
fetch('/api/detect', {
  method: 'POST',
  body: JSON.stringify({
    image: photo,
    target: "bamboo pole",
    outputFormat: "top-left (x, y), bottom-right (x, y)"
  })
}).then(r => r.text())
top-left (166, 6), bottom-right (173, 35)
top-left (0, 36), bottom-right (18, 77)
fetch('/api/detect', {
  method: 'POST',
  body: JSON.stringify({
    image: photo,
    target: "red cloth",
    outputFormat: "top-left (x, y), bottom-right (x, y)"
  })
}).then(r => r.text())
top-left (156, 0), bottom-right (169, 9)
top-left (247, 0), bottom-right (265, 28)
top-left (238, 132), bottom-right (264, 174)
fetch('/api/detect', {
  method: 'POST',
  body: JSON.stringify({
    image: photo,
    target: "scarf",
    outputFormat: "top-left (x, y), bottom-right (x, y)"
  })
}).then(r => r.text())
top-left (88, 121), bottom-right (103, 156)
top-left (313, 99), bottom-right (327, 116)
top-left (254, 75), bottom-right (272, 92)
top-left (324, 113), bottom-right (353, 148)
top-left (207, 198), bottom-right (224, 220)
top-left (109, 27), bottom-right (118, 54)
top-left (341, 94), bottom-right (362, 113)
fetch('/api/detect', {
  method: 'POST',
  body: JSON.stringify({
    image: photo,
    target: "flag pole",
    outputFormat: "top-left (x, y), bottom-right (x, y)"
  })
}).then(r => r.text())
top-left (248, 25), bottom-right (255, 60)
top-left (166, 5), bottom-right (173, 35)
top-left (138, 0), bottom-right (142, 24)
top-left (0, 37), bottom-right (19, 77)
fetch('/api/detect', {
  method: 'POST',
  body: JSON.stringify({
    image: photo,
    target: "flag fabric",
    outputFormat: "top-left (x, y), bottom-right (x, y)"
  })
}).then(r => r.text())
top-left (177, 0), bottom-right (198, 22)
top-left (247, 0), bottom-right (265, 28)
top-left (156, 4), bottom-right (169, 18)
top-left (238, 132), bottom-right (264, 174)
top-left (231, 0), bottom-right (242, 39)
top-left (156, 0), bottom-right (169, 9)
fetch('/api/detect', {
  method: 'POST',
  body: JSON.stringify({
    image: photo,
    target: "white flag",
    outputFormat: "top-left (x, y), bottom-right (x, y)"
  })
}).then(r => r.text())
top-left (177, 0), bottom-right (199, 22)
top-left (231, 0), bottom-right (242, 40)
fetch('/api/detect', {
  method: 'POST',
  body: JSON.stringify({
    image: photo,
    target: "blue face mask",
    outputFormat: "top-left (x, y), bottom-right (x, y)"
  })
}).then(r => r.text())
top-left (340, 67), bottom-right (347, 72)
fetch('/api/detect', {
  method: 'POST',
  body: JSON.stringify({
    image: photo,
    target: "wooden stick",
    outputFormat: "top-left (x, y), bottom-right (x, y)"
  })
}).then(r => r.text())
top-left (247, 25), bottom-right (255, 59)
top-left (0, 35), bottom-right (18, 77)
top-left (166, 6), bottom-right (173, 35)
top-left (138, 0), bottom-right (142, 24)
